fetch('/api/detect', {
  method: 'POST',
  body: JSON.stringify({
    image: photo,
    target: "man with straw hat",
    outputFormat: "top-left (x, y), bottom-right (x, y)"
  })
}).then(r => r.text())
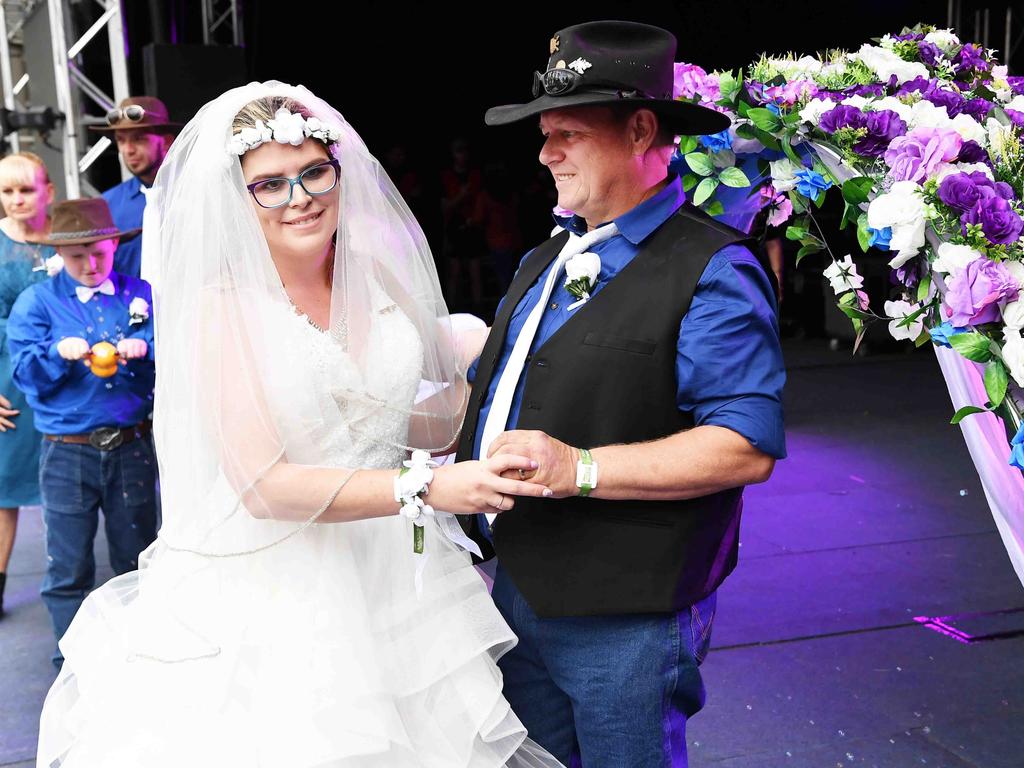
top-left (6, 198), bottom-right (157, 670)
top-left (92, 96), bottom-right (180, 279)
top-left (458, 20), bottom-right (786, 766)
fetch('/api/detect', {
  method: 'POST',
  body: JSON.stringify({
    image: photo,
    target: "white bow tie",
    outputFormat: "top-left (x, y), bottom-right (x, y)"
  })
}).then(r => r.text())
top-left (75, 279), bottom-right (115, 304)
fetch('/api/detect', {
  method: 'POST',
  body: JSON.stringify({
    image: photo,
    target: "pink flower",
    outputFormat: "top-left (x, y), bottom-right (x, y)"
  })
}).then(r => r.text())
top-left (883, 126), bottom-right (963, 183)
top-left (673, 62), bottom-right (720, 104)
top-left (767, 195), bottom-right (794, 227)
top-left (855, 290), bottom-right (870, 311)
top-left (763, 79), bottom-right (818, 106)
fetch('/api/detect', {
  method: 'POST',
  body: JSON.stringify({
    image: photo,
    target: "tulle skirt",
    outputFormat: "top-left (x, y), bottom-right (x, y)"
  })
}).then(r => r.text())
top-left (37, 513), bottom-right (563, 767)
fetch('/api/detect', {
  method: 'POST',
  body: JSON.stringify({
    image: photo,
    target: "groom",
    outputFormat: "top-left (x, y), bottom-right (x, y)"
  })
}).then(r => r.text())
top-left (457, 21), bottom-right (786, 766)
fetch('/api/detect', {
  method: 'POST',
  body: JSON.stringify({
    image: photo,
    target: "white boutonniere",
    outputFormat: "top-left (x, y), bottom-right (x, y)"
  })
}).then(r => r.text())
top-left (128, 297), bottom-right (150, 326)
top-left (36, 254), bottom-right (64, 276)
top-left (564, 251), bottom-right (601, 311)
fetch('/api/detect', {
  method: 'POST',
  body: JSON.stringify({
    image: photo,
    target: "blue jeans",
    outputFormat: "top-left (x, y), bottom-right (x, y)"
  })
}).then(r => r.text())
top-left (492, 565), bottom-right (716, 768)
top-left (38, 438), bottom-right (158, 669)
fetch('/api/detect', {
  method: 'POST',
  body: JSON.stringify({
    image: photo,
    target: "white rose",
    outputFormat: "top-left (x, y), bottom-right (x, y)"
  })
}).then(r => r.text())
top-left (1002, 330), bottom-right (1024, 387)
top-left (269, 109), bottom-right (306, 146)
top-left (565, 251), bottom-right (601, 284)
top-left (872, 96), bottom-right (914, 123)
top-left (851, 43), bottom-right (929, 85)
top-left (798, 98), bottom-right (836, 127)
top-left (769, 158), bottom-right (802, 193)
top-left (1001, 262), bottom-right (1024, 331)
top-left (790, 55), bottom-right (823, 77)
top-left (879, 34), bottom-right (898, 50)
top-left (949, 113), bottom-right (988, 146)
top-left (954, 161), bottom-right (994, 179)
top-left (924, 29), bottom-right (960, 52)
top-left (840, 94), bottom-right (872, 110)
top-left (905, 100), bottom-right (953, 130)
top-left (129, 297), bottom-right (150, 317)
top-left (933, 243), bottom-right (984, 274)
top-left (986, 117), bottom-right (1014, 158)
top-left (1004, 95), bottom-right (1024, 113)
top-left (885, 299), bottom-right (924, 341)
top-left (45, 254), bottom-right (64, 276)
top-left (867, 181), bottom-right (928, 268)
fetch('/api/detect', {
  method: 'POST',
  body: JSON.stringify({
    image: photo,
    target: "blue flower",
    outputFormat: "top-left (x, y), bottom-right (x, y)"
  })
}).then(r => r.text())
top-left (1010, 422), bottom-right (1024, 471)
top-left (793, 169), bottom-right (832, 199)
top-left (867, 226), bottom-right (892, 251)
top-left (928, 321), bottom-right (968, 348)
top-left (766, 103), bottom-right (782, 116)
top-left (699, 129), bottom-right (733, 154)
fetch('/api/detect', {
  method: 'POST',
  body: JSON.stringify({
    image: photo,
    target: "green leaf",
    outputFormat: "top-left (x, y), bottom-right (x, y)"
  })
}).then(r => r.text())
top-left (852, 324), bottom-right (868, 356)
top-left (677, 135), bottom-right (699, 154)
top-left (718, 166), bottom-right (751, 188)
top-left (949, 332), bottom-right (995, 363)
top-left (718, 71), bottom-right (739, 101)
top-left (984, 360), bottom-right (1010, 408)
top-left (753, 127), bottom-right (781, 150)
top-left (950, 405), bottom-right (988, 425)
top-left (681, 173), bottom-right (700, 192)
top-left (735, 123), bottom-right (757, 140)
top-left (704, 200), bottom-right (725, 217)
top-left (692, 176), bottom-right (720, 206)
top-left (795, 243), bottom-right (822, 266)
top-left (841, 177), bottom-right (874, 206)
top-left (839, 201), bottom-right (858, 231)
top-left (813, 189), bottom-right (827, 208)
top-left (839, 303), bottom-right (873, 321)
top-left (783, 109), bottom-right (803, 126)
top-left (748, 107), bottom-right (782, 132)
top-left (896, 305), bottom-right (927, 329)
top-left (856, 213), bottom-right (871, 253)
top-left (684, 152), bottom-right (715, 177)
top-left (789, 190), bottom-right (807, 214)
top-left (736, 101), bottom-right (752, 118)
top-left (916, 274), bottom-right (932, 303)
top-left (781, 134), bottom-right (802, 166)
top-left (785, 225), bottom-right (808, 241)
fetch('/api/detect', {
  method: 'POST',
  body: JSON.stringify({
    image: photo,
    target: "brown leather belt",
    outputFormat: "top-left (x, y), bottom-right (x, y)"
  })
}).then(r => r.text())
top-left (45, 421), bottom-right (152, 451)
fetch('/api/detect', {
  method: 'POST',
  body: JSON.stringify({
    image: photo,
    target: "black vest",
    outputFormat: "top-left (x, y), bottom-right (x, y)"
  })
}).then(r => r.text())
top-left (458, 205), bottom-right (754, 618)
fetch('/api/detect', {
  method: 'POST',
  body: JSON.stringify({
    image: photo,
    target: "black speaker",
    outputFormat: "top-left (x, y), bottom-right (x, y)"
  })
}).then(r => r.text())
top-left (143, 43), bottom-right (248, 124)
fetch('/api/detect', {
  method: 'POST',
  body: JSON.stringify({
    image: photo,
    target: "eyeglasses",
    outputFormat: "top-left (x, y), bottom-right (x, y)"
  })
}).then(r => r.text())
top-left (245, 159), bottom-right (341, 209)
top-left (106, 105), bottom-right (146, 125)
top-left (532, 68), bottom-right (583, 98)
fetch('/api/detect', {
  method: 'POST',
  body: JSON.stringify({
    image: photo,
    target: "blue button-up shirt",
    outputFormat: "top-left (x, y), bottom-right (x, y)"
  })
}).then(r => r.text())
top-left (102, 176), bottom-right (146, 279)
top-left (5, 269), bottom-right (155, 434)
top-left (470, 176), bottom-right (786, 461)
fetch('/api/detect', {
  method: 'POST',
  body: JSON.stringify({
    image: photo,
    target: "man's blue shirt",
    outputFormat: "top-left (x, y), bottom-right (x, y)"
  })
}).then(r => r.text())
top-left (469, 175), bottom-right (786, 461)
top-left (102, 176), bottom-right (146, 279)
top-left (5, 269), bottom-right (155, 434)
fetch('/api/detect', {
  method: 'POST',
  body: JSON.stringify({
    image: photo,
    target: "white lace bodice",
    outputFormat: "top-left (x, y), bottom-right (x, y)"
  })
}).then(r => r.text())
top-left (282, 292), bottom-right (423, 470)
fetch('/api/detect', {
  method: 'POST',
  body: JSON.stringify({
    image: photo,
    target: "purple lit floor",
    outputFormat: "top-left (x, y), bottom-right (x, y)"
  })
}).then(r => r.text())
top-left (1, 339), bottom-right (1021, 767)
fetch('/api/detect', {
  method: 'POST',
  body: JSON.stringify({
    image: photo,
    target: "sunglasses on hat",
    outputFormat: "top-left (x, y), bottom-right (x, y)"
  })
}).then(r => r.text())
top-left (105, 105), bottom-right (146, 125)
top-left (532, 68), bottom-right (584, 98)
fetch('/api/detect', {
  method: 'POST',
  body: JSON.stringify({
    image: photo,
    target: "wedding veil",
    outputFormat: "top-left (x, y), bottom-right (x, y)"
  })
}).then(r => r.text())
top-left (143, 80), bottom-right (468, 557)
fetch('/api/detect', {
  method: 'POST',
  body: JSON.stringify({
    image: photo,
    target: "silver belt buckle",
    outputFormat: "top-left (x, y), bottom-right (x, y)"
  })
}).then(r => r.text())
top-left (88, 427), bottom-right (123, 451)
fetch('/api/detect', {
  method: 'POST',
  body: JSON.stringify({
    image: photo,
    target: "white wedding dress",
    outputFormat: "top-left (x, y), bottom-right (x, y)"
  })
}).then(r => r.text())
top-left (36, 297), bottom-right (561, 768)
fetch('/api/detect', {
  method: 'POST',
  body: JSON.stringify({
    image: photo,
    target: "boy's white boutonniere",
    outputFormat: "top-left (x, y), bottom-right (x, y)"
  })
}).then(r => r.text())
top-left (564, 251), bottom-right (601, 311)
top-left (128, 297), bottom-right (150, 326)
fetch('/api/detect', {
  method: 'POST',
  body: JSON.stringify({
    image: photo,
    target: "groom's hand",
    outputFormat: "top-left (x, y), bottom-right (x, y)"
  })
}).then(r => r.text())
top-left (489, 429), bottom-right (578, 498)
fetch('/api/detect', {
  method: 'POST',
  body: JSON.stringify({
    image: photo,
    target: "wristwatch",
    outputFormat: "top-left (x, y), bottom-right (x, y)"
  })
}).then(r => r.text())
top-left (575, 448), bottom-right (598, 497)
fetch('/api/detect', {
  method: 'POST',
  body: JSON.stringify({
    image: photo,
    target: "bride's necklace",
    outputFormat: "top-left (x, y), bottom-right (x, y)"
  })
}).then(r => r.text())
top-left (284, 260), bottom-right (334, 334)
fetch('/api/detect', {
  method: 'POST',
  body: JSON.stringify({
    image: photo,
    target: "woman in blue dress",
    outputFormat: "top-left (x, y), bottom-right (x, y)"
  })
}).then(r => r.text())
top-left (0, 151), bottom-right (55, 617)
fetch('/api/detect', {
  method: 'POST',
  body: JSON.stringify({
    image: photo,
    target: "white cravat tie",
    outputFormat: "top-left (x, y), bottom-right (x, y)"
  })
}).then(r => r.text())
top-left (479, 223), bottom-right (619, 496)
top-left (75, 278), bottom-right (116, 304)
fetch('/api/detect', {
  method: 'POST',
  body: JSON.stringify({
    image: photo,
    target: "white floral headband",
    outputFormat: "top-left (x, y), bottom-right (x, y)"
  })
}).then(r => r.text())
top-left (227, 107), bottom-right (343, 155)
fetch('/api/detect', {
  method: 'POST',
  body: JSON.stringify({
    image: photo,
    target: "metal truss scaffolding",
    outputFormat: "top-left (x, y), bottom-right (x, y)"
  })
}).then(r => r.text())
top-left (202, 0), bottom-right (243, 47)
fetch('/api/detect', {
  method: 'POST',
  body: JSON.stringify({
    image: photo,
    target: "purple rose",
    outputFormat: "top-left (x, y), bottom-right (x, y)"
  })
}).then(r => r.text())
top-left (957, 139), bottom-right (990, 164)
top-left (960, 98), bottom-right (993, 121)
top-left (818, 105), bottom-right (867, 133)
top-left (897, 76), bottom-right (932, 97)
top-left (924, 87), bottom-right (965, 117)
top-left (816, 90), bottom-right (845, 102)
top-left (1008, 75), bottom-right (1024, 95)
top-left (944, 257), bottom-right (1020, 326)
top-left (956, 43), bottom-right (991, 74)
top-left (853, 110), bottom-right (907, 157)
top-left (883, 126), bottom-right (963, 183)
top-left (938, 172), bottom-right (983, 211)
top-left (893, 32), bottom-right (925, 42)
top-left (918, 41), bottom-right (943, 66)
top-left (843, 82), bottom-right (885, 98)
top-left (962, 191), bottom-right (1024, 244)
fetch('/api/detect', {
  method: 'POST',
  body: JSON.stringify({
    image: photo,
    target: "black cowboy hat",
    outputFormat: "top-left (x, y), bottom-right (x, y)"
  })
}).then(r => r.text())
top-left (485, 20), bottom-right (730, 136)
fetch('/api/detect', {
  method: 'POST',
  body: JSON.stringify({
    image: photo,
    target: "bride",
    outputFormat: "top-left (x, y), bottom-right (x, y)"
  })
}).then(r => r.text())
top-left (36, 81), bottom-right (563, 767)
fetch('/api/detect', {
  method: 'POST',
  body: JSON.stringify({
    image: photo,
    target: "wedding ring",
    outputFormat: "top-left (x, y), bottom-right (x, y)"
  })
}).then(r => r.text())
top-left (493, 494), bottom-right (506, 510)
top-left (518, 469), bottom-right (527, 480)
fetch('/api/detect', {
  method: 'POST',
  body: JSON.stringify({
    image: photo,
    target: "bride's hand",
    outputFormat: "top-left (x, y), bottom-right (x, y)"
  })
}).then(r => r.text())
top-left (427, 455), bottom-right (553, 515)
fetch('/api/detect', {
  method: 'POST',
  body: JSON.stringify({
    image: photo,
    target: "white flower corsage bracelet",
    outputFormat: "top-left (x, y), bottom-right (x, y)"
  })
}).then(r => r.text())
top-left (394, 449), bottom-right (439, 554)
top-left (564, 251), bottom-right (601, 311)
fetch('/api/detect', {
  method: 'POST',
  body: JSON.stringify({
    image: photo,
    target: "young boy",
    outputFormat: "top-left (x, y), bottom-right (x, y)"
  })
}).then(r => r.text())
top-left (6, 198), bottom-right (157, 669)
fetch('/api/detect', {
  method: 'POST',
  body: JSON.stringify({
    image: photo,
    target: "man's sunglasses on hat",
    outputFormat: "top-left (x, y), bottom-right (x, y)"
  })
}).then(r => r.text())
top-left (105, 105), bottom-right (146, 126)
top-left (532, 68), bottom-right (584, 98)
